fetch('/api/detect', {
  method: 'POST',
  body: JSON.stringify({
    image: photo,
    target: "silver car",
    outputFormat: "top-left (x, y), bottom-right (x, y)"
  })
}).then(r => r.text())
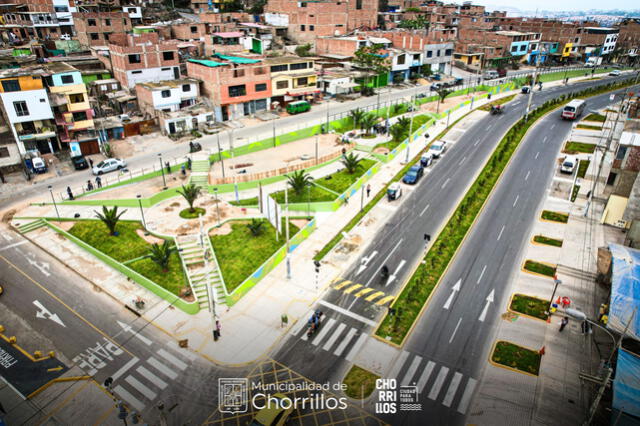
top-left (428, 141), bottom-right (447, 158)
top-left (92, 158), bottom-right (126, 175)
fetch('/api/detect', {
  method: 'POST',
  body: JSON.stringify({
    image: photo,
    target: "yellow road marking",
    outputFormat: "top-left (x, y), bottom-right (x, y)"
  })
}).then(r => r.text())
top-left (365, 291), bottom-right (386, 302)
top-left (375, 296), bottom-right (395, 306)
top-left (333, 279), bottom-right (352, 290)
top-left (354, 288), bottom-right (374, 298)
top-left (0, 254), bottom-right (134, 357)
top-left (47, 366), bottom-right (63, 372)
top-left (343, 284), bottom-right (362, 294)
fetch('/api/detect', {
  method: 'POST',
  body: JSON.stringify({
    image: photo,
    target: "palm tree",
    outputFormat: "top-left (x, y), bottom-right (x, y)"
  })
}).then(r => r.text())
top-left (396, 116), bottom-right (410, 129)
top-left (148, 240), bottom-right (173, 272)
top-left (349, 108), bottom-right (365, 129)
top-left (287, 170), bottom-right (313, 196)
top-left (246, 218), bottom-right (265, 236)
top-left (359, 113), bottom-right (378, 135)
top-left (95, 206), bottom-right (127, 236)
top-left (390, 123), bottom-right (407, 142)
top-left (436, 88), bottom-right (453, 113)
top-left (341, 152), bottom-right (362, 174)
top-left (177, 183), bottom-right (201, 213)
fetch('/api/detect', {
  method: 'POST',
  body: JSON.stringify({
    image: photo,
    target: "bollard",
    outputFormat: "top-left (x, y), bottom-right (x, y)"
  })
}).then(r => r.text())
top-left (9, 336), bottom-right (16, 344)
top-left (0, 325), bottom-right (4, 333)
top-left (34, 350), bottom-right (42, 359)
top-left (49, 351), bottom-right (55, 358)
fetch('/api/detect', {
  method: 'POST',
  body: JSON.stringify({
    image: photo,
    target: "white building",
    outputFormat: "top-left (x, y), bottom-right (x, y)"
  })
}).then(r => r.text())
top-left (135, 78), bottom-right (200, 116)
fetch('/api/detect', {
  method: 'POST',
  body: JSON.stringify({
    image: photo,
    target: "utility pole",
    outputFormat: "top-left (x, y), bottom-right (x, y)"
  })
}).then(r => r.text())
top-left (272, 117), bottom-right (276, 147)
top-left (524, 45), bottom-right (545, 121)
top-left (216, 132), bottom-right (225, 179)
top-left (285, 183), bottom-right (291, 279)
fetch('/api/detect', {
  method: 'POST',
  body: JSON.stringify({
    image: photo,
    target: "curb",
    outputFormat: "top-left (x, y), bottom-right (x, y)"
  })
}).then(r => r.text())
top-left (488, 340), bottom-right (541, 378)
top-left (506, 293), bottom-right (550, 323)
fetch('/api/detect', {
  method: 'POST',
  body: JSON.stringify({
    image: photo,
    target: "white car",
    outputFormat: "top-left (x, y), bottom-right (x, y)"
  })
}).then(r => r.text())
top-left (92, 158), bottom-right (126, 175)
top-left (560, 156), bottom-right (578, 174)
top-left (609, 70), bottom-right (621, 76)
top-left (428, 141), bottom-right (447, 158)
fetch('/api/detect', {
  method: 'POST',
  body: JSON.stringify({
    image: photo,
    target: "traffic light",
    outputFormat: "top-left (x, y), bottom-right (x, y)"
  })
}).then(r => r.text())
top-left (314, 260), bottom-right (321, 274)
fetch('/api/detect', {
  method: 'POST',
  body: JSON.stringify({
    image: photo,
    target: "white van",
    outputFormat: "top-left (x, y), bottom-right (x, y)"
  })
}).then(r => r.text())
top-left (484, 70), bottom-right (499, 80)
top-left (561, 156), bottom-right (578, 174)
top-left (562, 99), bottom-right (586, 120)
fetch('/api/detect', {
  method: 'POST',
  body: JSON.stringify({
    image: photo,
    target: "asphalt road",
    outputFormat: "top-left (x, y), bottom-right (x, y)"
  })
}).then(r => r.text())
top-left (0, 227), bottom-right (240, 424)
top-left (272, 74), bottom-right (638, 424)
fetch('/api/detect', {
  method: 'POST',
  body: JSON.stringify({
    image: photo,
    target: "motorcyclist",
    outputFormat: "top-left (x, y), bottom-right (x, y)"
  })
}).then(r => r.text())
top-left (381, 265), bottom-right (389, 278)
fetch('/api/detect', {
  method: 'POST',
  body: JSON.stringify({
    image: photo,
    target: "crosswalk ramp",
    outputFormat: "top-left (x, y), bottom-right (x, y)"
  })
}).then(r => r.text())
top-left (111, 342), bottom-right (197, 412)
top-left (388, 350), bottom-right (478, 415)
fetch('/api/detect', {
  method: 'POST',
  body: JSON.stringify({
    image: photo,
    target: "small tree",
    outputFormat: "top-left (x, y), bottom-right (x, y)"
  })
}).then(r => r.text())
top-left (420, 64), bottom-right (433, 78)
top-left (287, 170), bottom-right (313, 195)
top-left (148, 240), bottom-right (173, 272)
top-left (341, 152), bottom-right (362, 174)
top-left (436, 88), bottom-right (453, 113)
top-left (349, 108), bottom-right (365, 129)
top-left (390, 123), bottom-right (407, 142)
top-left (95, 206), bottom-right (127, 236)
top-left (396, 116), bottom-right (410, 129)
top-left (295, 43), bottom-right (312, 57)
top-left (359, 113), bottom-right (378, 135)
top-left (353, 44), bottom-right (391, 90)
top-left (177, 183), bottom-right (201, 213)
top-left (246, 218), bottom-right (265, 236)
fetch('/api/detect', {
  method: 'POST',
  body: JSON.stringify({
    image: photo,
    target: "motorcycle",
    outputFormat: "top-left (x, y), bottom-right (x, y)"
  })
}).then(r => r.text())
top-left (490, 105), bottom-right (504, 115)
top-left (381, 265), bottom-right (390, 280)
top-left (307, 310), bottom-right (324, 338)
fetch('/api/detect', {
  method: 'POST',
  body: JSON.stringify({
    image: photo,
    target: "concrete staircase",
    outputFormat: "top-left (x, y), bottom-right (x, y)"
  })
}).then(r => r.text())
top-left (174, 234), bottom-right (226, 311)
top-left (189, 152), bottom-right (210, 188)
top-left (16, 219), bottom-right (47, 234)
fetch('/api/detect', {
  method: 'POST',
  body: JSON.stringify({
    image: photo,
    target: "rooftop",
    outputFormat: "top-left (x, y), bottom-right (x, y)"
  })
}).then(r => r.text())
top-left (494, 30), bottom-right (539, 37)
top-left (212, 32), bottom-right (243, 38)
top-left (263, 56), bottom-right (316, 65)
top-left (213, 54), bottom-right (262, 64)
top-left (187, 58), bottom-right (229, 68)
top-left (137, 78), bottom-right (200, 90)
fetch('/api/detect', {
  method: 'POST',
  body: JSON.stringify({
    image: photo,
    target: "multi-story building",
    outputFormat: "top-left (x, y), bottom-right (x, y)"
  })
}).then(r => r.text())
top-left (204, 31), bottom-right (244, 55)
top-left (0, 3), bottom-right (62, 41)
top-left (0, 68), bottom-right (58, 155)
top-left (0, 107), bottom-right (23, 174)
top-left (264, 0), bottom-right (379, 43)
top-left (186, 55), bottom-right (271, 121)
top-left (264, 56), bottom-right (318, 107)
top-left (616, 19), bottom-right (640, 65)
top-left (172, 22), bottom-right (207, 41)
top-left (581, 27), bottom-right (619, 64)
top-left (72, 11), bottom-right (132, 47)
top-left (135, 78), bottom-right (200, 117)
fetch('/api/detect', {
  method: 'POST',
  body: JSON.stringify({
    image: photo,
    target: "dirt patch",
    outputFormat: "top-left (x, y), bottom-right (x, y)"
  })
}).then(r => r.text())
top-left (2, 209), bottom-right (16, 223)
top-left (373, 147), bottom-right (390, 155)
top-left (179, 287), bottom-right (195, 302)
top-left (136, 229), bottom-right (165, 244)
top-left (209, 222), bottom-right (233, 235)
top-left (51, 221), bottom-right (74, 231)
top-left (290, 219), bottom-right (309, 229)
top-left (170, 202), bottom-right (180, 207)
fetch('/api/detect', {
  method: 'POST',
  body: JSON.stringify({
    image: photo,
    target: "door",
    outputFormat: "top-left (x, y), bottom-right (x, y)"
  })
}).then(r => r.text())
top-left (80, 140), bottom-right (100, 155)
top-left (173, 67), bottom-right (180, 80)
top-left (168, 122), bottom-right (176, 134)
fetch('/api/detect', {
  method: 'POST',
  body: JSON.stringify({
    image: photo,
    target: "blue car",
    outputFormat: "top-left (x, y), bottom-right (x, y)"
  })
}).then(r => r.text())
top-left (403, 164), bottom-right (424, 185)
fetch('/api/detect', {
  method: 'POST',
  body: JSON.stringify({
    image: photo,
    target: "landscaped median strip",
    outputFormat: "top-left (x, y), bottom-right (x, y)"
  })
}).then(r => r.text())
top-left (509, 293), bottom-right (550, 321)
top-left (541, 210), bottom-right (569, 223)
top-left (374, 76), bottom-right (640, 345)
top-left (490, 340), bottom-right (542, 376)
top-left (532, 235), bottom-right (563, 247)
top-left (522, 260), bottom-right (557, 278)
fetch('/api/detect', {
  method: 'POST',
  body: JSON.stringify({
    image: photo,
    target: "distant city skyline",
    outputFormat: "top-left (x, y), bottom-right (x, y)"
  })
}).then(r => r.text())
top-left (471, 0), bottom-right (637, 12)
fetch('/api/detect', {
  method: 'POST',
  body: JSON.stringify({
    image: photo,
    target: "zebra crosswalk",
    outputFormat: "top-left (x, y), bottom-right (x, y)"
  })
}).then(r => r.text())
top-left (330, 278), bottom-right (395, 306)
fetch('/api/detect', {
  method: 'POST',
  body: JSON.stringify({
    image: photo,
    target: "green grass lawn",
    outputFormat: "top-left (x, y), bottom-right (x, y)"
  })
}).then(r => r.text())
top-left (510, 294), bottom-right (549, 320)
top-left (374, 139), bottom-right (402, 152)
top-left (374, 114), bottom-right (432, 152)
top-left (492, 341), bottom-right (541, 376)
top-left (538, 67), bottom-right (614, 83)
top-left (179, 207), bottom-right (205, 219)
top-left (479, 94), bottom-right (517, 111)
top-left (563, 141), bottom-right (596, 154)
top-left (541, 210), bottom-right (569, 223)
top-left (533, 235), bottom-right (563, 247)
top-left (315, 159), bottom-right (376, 194)
top-left (128, 253), bottom-right (186, 296)
top-left (524, 260), bottom-right (556, 277)
top-left (584, 113), bottom-right (606, 122)
top-left (577, 159), bottom-right (590, 178)
top-left (343, 365), bottom-right (380, 399)
top-left (576, 124), bottom-right (603, 131)
top-left (210, 220), bottom-right (300, 292)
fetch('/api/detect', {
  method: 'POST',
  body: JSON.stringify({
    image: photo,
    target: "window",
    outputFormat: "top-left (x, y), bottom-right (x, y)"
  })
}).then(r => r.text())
top-left (616, 146), bottom-right (628, 160)
top-left (228, 84), bottom-right (246, 97)
top-left (300, 25), bottom-right (305, 31)
top-left (300, 2), bottom-right (307, 6)
top-left (161, 90), bottom-right (171, 98)
top-left (104, 32), bottom-right (112, 41)
top-left (191, 26), bottom-right (198, 33)
top-left (182, 84), bottom-right (191, 92)
top-left (69, 93), bottom-right (84, 103)
top-left (426, 50), bottom-right (433, 58)
top-left (90, 33), bottom-right (99, 40)
top-left (123, 19), bottom-right (128, 25)
top-left (72, 111), bottom-right (88, 121)
top-left (413, 54), bottom-right (420, 61)
top-left (161, 67), bottom-right (171, 71)
top-left (104, 19), bottom-right (111, 26)
top-left (40, 98), bottom-right (45, 102)
top-left (356, 0), bottom-right (362, 9)
top-left (511, 45), bottom-right (517, 52)
top-left (297, 77), bottom-right (308, 86)
top-left (397, 55), bottom-right (405, 65)
top-left (131, 70), bottom-right (142, 74)
top-left (255, 83), bottom-right (267, 92)
top-left (163, 51), bottom-right (174, 61)
top-left (290, 62), bottom-right (308, 70)
top-left (233, 69), bottom-right (245, 78)
top-left (1, 79), bottom-right (20, 92)
top-left (520, 45), bottom-right (526, 51)
top-left (128, 54), bottom-right (141, 64)
top-left (0, 147), bottom-right (9, 158)
top-left (310, 25), bottom-right (314, 31)
top-left (54, 5), bottom-right (68, 12)
top-left (270, 64), bottom-right (288, 73)
top-left (436, 50), bottom-right (441, 57)
top-left (88, 18), bottom-right (96, 26)
top-left (13, 101), bottom-right (28, 117)
top-left (445, 49), bottom-right (453, 56)
top-left (254, 67), bottom-right (267, 75)
top-left (61, 75), bottom-right (74, 84)
top-left (276, 80), bottom-right (288, 89)
top-left (206, 115), bottom-right (213, 122)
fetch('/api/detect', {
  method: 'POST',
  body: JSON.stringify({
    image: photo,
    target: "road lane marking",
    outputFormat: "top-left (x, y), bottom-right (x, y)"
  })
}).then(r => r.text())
top-left (513, 194), bottom-right (519, 208)
top-left (333, 328), bottom-right (357, 356)
top-left (441, 178), bottom-right (450, 189)
top-left (117, 321), bottom-right (152, 346)
top-left (0, 240), bottom-right (27, 251)
top-left (112, 357), bottom-right (140, 381)
top-left (147, 357), bottom-right (178, 380)
top-left (417, 361), bottom-right (436, 393)
top-left (525, 170), bottom-right (530, 181)
top-left (449, 318), bottom-right (462, 344)
top-left (333, 280), bottom-right (352, 290)
top-left (401, 355), bottom-right (423, 386)
top-left (344, 284), bottom-right (362, 294)
top-left (388, 351), bottom-right (410, 379)
top-left (345, 333), bottom-right (368, 362)
top-left (136, 366), bottom-right (168, 389)
top-left (375, 296), bottom-right (395, 306)
top-left (535, 151), bottom-right (540, 159)
top-left (363, 238), bottom-right (403, 288)
top-left (291, 310), bottom-right (314, 335)
top-left (543, 136), bottom-right (548, 143)
top-left (125, 376), bottom-right (157, 400)
top-left (322, 323), bottom-right (346, 351)
top-left (478, 289), bottom-right (495, 322)
top-left (354, 288), bottom-right (374, 297)
top-left (113, 385), bottom-right (145, 411)
top-left (318, 300), bottom-right (377, 327)
top-left (477, 265), bottom-right (487, 284)
top-left (386, 260), bottom-right (406, 286)
top-left (442, 372), bottom-right (463, 407)
top-left (357, 251), bottom-right (378, 275)
top-left (473, 140), bottom-right (480, 146)
top-left (428, 366), bottom-right (450, 400)
top-left (459, 156), bottom-right (467, 165)
top-left (457, 378), bottom-right (478, 414)
top-left (419, 203), bottom-right (430, 217)
top-left (365, 291), bottom-right (385, 301)
top-left (497, 225), bottom-right (505, 241)
top-left (166, 341), bottom-right (198, 361)
top-left (485, 125), bottom-right (492, 131)
top-left (550, 123), bottom-right (556, 130)
top-left (311, 318), bottom-right (336, 346)
top-left (157, 349), bottom-right (187, 370)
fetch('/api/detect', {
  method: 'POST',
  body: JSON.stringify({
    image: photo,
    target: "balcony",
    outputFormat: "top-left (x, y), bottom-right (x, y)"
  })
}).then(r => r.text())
top-left (17, 126), bottom-right (56, 142)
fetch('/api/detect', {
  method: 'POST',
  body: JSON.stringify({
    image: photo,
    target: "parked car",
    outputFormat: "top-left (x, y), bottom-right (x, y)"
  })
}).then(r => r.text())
top-left (420, 153), bottom-right (434, 167)
top-left (92, 158), bottom-right (126, 175)
top-left (483, 70), bottom-right (500, 79)
top-left (430, 83), bottom-right (442, 91)
top-left (249, 393), bottom-right (294, 426)
top-left (521, 85), bottom-right (531, 94)
top-left (402, 164), bottom-right (424, 185)
top-left (428, 141), bottom-right (447, 158)
top-left (584, 62), bottom-right (595, 68)
top-left (387, 182), bottom-right (403, 201)
top-left (609, 70), bottom-right (621, 76)
top-left (561, 155), bottom-right (578, 174)
top-left (71, 155), bottom-right (89, 170)
top-left (32, 156), bottom-right (47, 174)
top-left (286, 100), bottom-right (311, 114)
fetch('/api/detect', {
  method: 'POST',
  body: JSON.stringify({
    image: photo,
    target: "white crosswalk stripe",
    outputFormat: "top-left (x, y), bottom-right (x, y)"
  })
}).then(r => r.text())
top-left (312, 318), bottom-right (336, 346)
top-left (113, 385), bottom-right (145, 411)
top-left (416, 361), bottom-right (435, 393)
top-left (148, 357), bottom-right (179, 380)
top-left (166, 341), bottom-right (198, 361)
top-left (428, 366), bottom-right (449, 400)
top-left (137, 366), bottom-right (168, 390)
top-left (442, 372), bottom-right (463, 407)
top-left (322, 323), bottom-right (346, 351)
top-left (456, 378), bottom-right (477, 415)
top-left (388, 351), bottom-right (410, 380)
top-left (157, 349), bottom-right (188, 370)
top-left (125, 376), bottom-right (157, 400)
top-left (333, 327), bottom-right (357, 356)
top-left (345, 333), bottom-right (368, 362)
top-left (292, 310), bottom-right (314, 336)
top-left (401, 355), bottom-right (423, 386)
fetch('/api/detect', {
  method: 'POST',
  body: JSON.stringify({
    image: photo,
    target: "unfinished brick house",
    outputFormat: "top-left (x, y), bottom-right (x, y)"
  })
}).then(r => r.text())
top-left (73, 11), bottom-right (132, 47)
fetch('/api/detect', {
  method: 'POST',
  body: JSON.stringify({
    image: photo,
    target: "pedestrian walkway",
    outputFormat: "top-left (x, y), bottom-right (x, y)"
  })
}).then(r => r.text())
top-left (189, 152), bottom-right (210, 188)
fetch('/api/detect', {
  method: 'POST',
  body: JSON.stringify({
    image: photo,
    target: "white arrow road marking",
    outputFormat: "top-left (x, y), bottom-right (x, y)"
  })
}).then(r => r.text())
top-left (386, 260), bottom-right (406, 286)
top-left (117, 321), bottom-right (152, 346)
top-left (33, 300), bottom-right (66, 327)
top-left (26, 255), bottom-right (50, 277)
top-left (357, 251), bottom-right (378, 275)
top-left (363, 238), bottom-right (403, 287)
top-left (443, 279), bottom-right (462, 310)
top-left (478, 289), bottom-right (495, 322)
top-left (449, 317), bottom-right (462, 343)
top-left (476, 265), bottom-right (487, 285)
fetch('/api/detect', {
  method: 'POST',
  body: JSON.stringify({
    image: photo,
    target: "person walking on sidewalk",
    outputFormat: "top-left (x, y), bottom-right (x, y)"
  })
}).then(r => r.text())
top-left (66, 186), bottom-right (74, 200)
top-left (95, 176), bottom-right (102, 188)
top-left (366, 184), bottom-right (371, 198)
top-left (559, 316), bottom-right (569, 332)
top-left (88, 158), bottom-right (94, 168)
top-left (87, 180), bottom-right (94, 191)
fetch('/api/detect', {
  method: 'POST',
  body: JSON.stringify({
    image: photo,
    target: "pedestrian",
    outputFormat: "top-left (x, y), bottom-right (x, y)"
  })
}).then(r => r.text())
top-left (215, 320), bottom-right (221, 337)
top-left (181, 164), bottom-right (186, 176)
top-left (0, 169), bottom-right (4, 184)
top-left (95, 176), bottom-right (102, 188)
top-left (66, 186), bottom-right (74, 200)
top-left (559, 316), bottom-right (569, 332)
top-left (366, 184), bottom-right (371, 198)
top-left (88, 158), bottom-right (94, 168)
top-left (165, 161), bottom-right (171, 175)
top-left (87, 180), bottom-right (94, 191)
top-left (187, 157), bottom-right (192, 170)
top-left (344, 195), bottom-right (349, 205)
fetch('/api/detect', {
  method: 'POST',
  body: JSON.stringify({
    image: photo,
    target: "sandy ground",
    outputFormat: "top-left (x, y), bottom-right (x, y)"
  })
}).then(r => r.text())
top-left (111, 132), bottom-right (186, 159)
top-left (210, 133), bottom-right (344, 180)
top-left (80, 171), bottom-right (190, 200)
top-left (420, 92), bottom-right (484, 113)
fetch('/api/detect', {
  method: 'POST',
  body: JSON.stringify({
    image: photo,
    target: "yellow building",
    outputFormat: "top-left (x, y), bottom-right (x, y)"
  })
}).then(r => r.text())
top-left (264, 56), bottom-right (319, 107)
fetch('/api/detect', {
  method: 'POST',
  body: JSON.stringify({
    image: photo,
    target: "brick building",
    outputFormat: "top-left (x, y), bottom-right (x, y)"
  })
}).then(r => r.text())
top-left (72, 11), bottom-right (132, 47)
top-left (616, 19), bottom-right (640, 64)
top-left (0, 0), bottom-right (74, 41)
top-left (264, 0), bottom-right (379, 43)
top-left (172, 22), bottom-right (207, 41)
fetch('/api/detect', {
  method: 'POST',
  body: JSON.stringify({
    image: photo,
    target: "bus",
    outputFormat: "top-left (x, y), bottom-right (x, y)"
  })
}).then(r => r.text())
top-left (562, 99), bottom-right (586, 120)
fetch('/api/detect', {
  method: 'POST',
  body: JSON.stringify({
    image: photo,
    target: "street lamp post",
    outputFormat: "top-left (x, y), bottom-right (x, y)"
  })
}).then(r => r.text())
top-left (158, 153), bottom-right (167, 190)
top-left (284, 183), bottom-right (291, 280)
top-left (546, 278), bottom-right (562, 314)
top-left (48, 185), bottom-right (60, 220)
top-left (216, 132), bottom-right (225, 179)
top-left (136, 194), bottom-right (146, 229)
top-left (213, 188), bottom-right (220, 226)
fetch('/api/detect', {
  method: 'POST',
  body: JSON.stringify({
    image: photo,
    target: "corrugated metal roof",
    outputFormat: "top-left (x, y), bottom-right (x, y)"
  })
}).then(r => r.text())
top-left (187, 59), bottom-right (229, 67)
top-left (213, 54), bottom-right (262, 64)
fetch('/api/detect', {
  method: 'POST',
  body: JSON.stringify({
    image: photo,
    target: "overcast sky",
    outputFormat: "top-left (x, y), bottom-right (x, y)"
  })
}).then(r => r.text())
top-left (471, 0), bottom-right (637, 12)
